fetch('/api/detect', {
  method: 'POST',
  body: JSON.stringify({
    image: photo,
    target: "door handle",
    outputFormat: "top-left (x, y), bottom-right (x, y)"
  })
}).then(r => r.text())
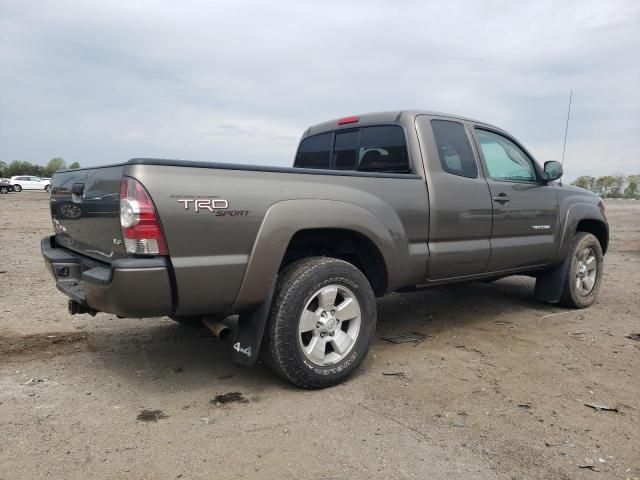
top-left (493, 193), bottom-right (510, 203)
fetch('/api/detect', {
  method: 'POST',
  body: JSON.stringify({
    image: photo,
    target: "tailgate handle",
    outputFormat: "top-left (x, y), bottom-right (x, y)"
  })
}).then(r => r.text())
top-left (71, 183), bottom-right (85, 195)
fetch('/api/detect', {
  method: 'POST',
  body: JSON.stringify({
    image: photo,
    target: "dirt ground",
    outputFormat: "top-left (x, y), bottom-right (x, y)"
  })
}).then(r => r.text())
top-left (0, 192), bottom-right (638, 480)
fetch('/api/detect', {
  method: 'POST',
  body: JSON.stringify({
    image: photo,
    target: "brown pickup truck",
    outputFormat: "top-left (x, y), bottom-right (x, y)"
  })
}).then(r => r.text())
top-left (42, 110), bottom-right (608, 388)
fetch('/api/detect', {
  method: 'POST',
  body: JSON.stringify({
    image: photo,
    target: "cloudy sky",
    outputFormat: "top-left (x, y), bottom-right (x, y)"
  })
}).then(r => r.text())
top-left (1, 0), bottom-right (639, 180)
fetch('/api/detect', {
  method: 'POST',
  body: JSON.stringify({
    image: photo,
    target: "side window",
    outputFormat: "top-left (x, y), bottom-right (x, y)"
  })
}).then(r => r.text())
top-left (333, 130), bottom-right (359, 170)
top-left (294, 133), bottom-right (332, 169)
top-left (431, 120), bottom-right (478, 178)
top-left (476, 129), bottom-right (537, 182)
top-left (358, 126), bottom-right (410, 173)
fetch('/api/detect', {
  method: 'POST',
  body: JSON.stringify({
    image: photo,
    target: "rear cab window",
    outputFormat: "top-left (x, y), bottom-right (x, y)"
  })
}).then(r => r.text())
top-left (294, 125), bottom-right (411, 174)
top-left (294, 132), bottom-right (332, 169)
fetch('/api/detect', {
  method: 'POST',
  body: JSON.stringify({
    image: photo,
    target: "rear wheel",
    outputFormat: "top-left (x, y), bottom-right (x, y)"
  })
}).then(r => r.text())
top-left (559, 232), bottom-right (603, 308)
top-left (0, 186), bottom-right (8, 194)
top-left (13, 185), bottom-right (22, 192)
top-left (262, 257), bottom-right (377, 389)
top-left (45, 185), bottom-right (51, 192)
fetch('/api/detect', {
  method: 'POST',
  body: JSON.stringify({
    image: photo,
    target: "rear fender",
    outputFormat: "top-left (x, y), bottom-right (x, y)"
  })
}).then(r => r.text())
top-left (231, 199), bottom-right (401, 312)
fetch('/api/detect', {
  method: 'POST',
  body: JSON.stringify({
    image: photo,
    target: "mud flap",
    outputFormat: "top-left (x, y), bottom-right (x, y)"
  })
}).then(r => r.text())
top-left (534, 254), bottom-right (570, 303)
top-left (231, 276), bottom-right (278, 366)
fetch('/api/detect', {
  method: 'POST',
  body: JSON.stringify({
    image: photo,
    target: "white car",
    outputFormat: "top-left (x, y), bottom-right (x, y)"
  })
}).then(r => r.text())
top-left (10, 175), bottom-right (51, 192)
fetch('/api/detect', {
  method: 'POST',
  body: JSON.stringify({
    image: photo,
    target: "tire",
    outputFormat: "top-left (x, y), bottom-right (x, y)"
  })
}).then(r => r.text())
top-left (0, 186), bottom-right (8, 194)
top-left (13, 185), bottom-right (22, 192)
top-left (559, 232), bottom-right (604, 308)
top-left (45, 185), bottom-right (51, 192)
top-left (262, 257), bottom-right (377, 389)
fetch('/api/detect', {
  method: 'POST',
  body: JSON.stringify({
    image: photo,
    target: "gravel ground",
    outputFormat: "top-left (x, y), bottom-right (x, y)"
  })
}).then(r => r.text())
top-left (0, 192), bottom-right (638, 480)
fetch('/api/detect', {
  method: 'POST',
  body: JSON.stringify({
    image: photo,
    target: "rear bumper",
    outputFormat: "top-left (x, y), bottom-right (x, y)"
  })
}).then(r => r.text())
top-left (41, 236), bottom-right (174, 317)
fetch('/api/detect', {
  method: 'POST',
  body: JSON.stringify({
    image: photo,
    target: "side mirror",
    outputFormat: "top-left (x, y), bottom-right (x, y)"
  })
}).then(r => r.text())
top-left (543, 161), bottom-right (563, 182)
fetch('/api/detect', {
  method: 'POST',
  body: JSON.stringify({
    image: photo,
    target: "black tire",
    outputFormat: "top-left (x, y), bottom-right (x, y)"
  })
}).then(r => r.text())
top-left (45, 185), bottom-right (51, 192)
top-left (262, 257), bottom-right (377, 389)
top-left (13, 185), bottom-right (22, 192)
top-left (169, 315), bottom-right (204, 327)
top-left (559, 232), bottom-right (604, 308)
top-left (0, 186), bottom-right (8, 194)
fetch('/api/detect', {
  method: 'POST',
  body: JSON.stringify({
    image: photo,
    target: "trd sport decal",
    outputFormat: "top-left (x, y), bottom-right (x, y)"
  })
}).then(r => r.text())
top-left (172, 195), bottom-right (250, 217)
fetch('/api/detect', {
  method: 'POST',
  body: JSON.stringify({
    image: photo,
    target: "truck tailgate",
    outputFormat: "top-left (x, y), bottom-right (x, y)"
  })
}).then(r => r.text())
top-left (50, 166), bottom-right (127, 262)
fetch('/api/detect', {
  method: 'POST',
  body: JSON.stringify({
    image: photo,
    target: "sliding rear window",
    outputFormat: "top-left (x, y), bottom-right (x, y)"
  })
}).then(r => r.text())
top-left (294, 125), bottom-right (411, 174)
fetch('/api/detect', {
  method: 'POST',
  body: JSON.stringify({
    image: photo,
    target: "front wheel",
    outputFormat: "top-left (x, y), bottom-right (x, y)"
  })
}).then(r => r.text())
top-left (262, 257), bottom-right (377, 389)
top-left (13, 185), bottom-right (22, 192)
top-left (559, 232), bottom-right (604, 308)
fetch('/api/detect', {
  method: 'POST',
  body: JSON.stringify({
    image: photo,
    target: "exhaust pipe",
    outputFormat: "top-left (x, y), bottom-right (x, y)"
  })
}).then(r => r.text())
top-left (203, 317), bottom-right (231, 340)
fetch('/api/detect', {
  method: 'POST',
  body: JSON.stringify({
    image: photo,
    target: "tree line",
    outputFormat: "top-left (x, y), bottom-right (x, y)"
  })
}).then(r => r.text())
top-left (0, 158), bottom-right (80, 178)
top-left (572, 174), bottom-right (639, 199)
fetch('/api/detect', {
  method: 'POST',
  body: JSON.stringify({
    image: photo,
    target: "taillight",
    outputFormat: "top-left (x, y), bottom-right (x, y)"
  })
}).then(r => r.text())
top-left (119, 177), bottom-right (168, 255)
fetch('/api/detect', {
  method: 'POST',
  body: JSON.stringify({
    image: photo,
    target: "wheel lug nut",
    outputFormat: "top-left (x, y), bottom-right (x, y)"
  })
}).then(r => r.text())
top-left (331, 310), bottom-right (335, 315)
top-left (320, 332), bottom-right (325, 338)
top-left (330, 332), bottom-right (334, 336)
top-left (321, 312), bottom-right (327, 318)
top-left (316, 322), bottom-right (321, 328)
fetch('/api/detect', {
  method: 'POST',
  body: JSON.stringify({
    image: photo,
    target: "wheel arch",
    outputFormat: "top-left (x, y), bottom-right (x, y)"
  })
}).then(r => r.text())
top-left (279, 228), bottom-right (388, 297)
top-left (576, 218), bottom-right (608, 254)
top-left (555, 202), bottom-right (609, 262)
top-left (231, 199), bottom-right (399, 312)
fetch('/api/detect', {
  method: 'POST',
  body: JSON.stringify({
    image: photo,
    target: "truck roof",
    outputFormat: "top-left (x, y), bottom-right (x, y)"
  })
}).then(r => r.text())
top-left (303, 110), bottom-right (501, 137)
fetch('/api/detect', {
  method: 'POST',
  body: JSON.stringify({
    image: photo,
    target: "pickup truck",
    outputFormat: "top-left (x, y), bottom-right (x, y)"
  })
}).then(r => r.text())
top-left (42, 110), bottom-right (608, 388)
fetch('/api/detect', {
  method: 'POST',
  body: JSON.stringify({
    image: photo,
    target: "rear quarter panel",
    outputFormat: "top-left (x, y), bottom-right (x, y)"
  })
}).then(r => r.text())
top-left (125, 163), bottom-right (429, 315)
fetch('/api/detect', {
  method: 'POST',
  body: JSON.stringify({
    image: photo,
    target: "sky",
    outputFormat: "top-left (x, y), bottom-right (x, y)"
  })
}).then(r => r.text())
top-left (1, 0), bottom-right (639, 181)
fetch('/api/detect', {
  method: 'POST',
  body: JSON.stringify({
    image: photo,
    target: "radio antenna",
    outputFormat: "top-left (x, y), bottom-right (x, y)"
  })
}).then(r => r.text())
top-left (561, 90), bottom-right (573, 167)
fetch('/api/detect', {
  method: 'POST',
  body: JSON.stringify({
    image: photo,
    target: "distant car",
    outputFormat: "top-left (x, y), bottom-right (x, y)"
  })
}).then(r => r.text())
top-left (10, 175), bottom-right (51, 192)
top-left (0, 179), bottom-right (16, 194)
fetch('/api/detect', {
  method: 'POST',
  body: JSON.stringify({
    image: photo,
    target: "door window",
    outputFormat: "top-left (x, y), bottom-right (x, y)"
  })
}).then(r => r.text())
top-left (431, 120), bottom-right (478, 178)
top-left (476, 129), bottom-right (537, 182)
